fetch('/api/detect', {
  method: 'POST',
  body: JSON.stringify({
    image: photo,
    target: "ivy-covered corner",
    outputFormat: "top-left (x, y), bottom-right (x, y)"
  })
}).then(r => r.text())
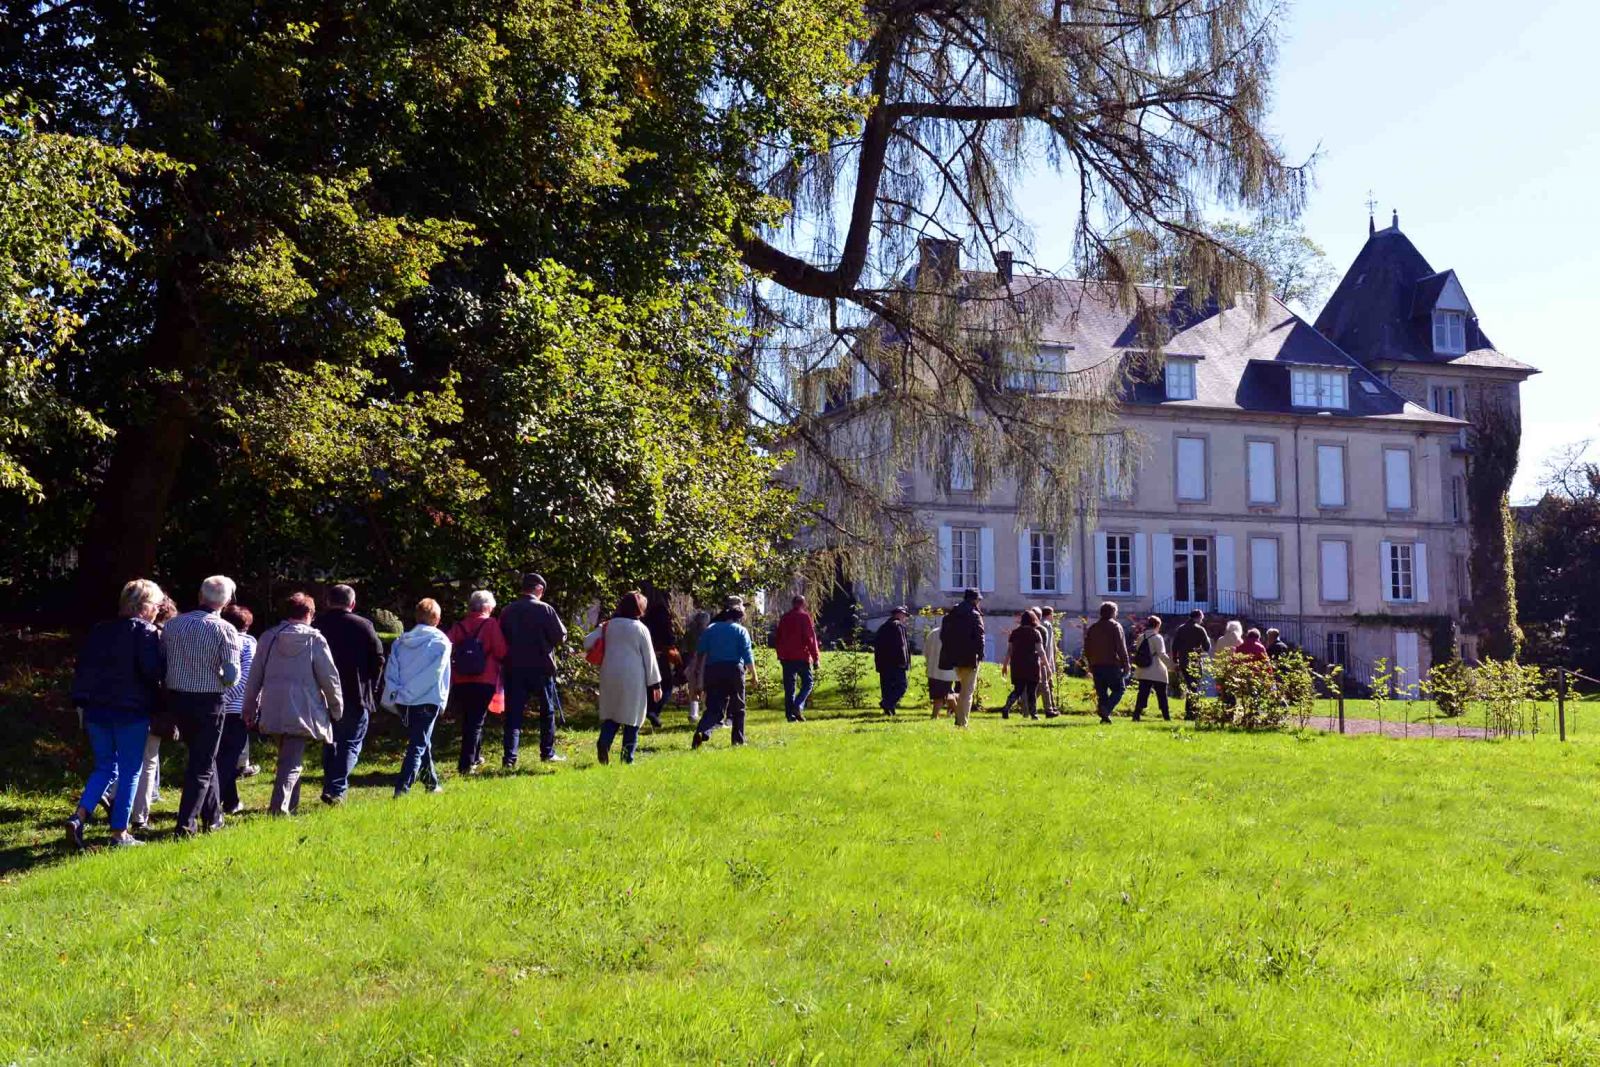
top-left (1465, 389), bottom-right (1524, 661)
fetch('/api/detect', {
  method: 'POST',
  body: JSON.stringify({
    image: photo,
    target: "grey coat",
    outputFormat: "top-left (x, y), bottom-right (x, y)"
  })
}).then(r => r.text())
top-left (242, 622), bottom-right (345, 743)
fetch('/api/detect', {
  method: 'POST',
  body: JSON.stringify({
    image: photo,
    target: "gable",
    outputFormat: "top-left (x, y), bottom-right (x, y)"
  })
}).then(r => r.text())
top-left (1433, 272), bottom-right (1472, 315)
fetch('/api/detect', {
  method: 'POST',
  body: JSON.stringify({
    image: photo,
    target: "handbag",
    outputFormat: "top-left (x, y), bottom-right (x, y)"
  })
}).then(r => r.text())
top-left (585, 621), bottom-right (610, 666)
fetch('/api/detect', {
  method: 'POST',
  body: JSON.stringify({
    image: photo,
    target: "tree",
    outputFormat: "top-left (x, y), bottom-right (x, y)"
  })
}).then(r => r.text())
top-left (1516, 442), bottom-right (1600, 673)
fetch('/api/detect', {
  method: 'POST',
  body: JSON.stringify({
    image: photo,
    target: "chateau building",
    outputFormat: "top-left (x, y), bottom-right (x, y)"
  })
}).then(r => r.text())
top-left (832, 215), bottom-right (1536, 686)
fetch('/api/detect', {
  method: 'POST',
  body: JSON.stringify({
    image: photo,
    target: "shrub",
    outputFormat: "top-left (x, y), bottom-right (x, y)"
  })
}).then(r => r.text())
top-left (1194, 649), bottom-right (1293, 730)
top-left (1424, 658), bottom-right (1474, 718)
top-left (371, 607), bottom-right (403, 636)
top-left (749, 647), bottom-right (781, 710)
top-left (831, 647), bottom-right (871, 710)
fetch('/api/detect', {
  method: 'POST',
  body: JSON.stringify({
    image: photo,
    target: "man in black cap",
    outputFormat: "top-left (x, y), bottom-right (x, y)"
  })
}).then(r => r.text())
top-left (873, 606), bottom-right (912, 716)
top-left (497, 572), bottom-right (567, 767)
top-left (938, 588), bottom-right (986, 728)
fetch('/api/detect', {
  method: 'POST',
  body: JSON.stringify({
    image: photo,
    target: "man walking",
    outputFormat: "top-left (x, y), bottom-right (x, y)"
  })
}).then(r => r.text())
top-left (313, 584), bottom-right (385, 803)
top-left (873, 606), bottom-right (912, 716)
top-left (163, 576), bottom-right (243, 835)
top-left (1084, 601), bottom-right (1130, 724)
top-left (498, 572), bottom-right (568, 767)
top-left (1170, 609), bottom-right (1212, 720)
top-left (1038, 606), bottom-right (1061, 717)
top-left (938, 589), bottom-right (986, 728)
top-left (773, 595), bottom-right (821, 722)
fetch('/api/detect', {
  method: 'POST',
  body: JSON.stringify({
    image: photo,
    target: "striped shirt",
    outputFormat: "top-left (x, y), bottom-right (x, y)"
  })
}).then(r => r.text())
top-left (163, 609), bottom-right (243, 694)
top-left (223, 633), bottom-right (257, 714)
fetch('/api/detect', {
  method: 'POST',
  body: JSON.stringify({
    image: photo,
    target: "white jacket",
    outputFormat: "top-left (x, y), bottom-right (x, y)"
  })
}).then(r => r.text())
top-left (923, 624), bottom-right (955, 682)
top-left (1132, 632), bottom-right (1176, 684)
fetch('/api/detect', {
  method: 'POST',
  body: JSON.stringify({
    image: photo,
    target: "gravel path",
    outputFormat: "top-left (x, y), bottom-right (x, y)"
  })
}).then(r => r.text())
top-left (1300, 715), bottom-right (1497, 739)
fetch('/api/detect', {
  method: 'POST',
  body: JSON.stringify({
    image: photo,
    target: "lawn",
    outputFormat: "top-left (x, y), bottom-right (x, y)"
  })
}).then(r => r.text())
top-left (6, 642), bottom-right (1600, 1061)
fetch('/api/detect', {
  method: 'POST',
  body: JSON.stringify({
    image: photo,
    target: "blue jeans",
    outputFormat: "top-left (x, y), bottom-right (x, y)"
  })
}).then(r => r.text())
top-left (697, 662), bottom-right (747, 745)
top-left (78, 714), bottom-right (150, 832)
top-left (502, 665), bottom-right (558, 764)
top-left (597, 720), bottom-right (640, 763)
top-left (1091, 667), bottom-right (1127, 719)
top-left (395, 705), bottom-right (440, 793)
top-left (878, 667), bottom-right (908, 713)
top-left (781, 660), bottom-right (814, 720)
top-left (321, 705), bottom-right (369, 800)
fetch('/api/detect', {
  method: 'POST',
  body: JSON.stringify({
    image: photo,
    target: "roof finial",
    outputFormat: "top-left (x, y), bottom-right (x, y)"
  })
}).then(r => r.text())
top-left (1391, 208), bottom-right (1400, 231)
top-left (1366, 190), bottom-right (1377, 235)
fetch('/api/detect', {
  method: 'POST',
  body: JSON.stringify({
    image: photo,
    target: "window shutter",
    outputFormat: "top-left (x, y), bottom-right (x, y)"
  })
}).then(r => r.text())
top-left (1379, 540), bottom-right (1394, 602)
top-left (1060, 534), bottom-right (1074, 595)
top-left (1414, 541), bottom-right (1430, 602)
top-left (1317, 445), bottom-right (1345, 507)
top-left (979, 527), bottom-right (995, 592)
top-left (1384, 449), bottom-right (1412, 510)
top-left (1215, 535), bottom-right (1236, 597)
top-left (1250, 538), bottom-right (1280, 601)
top-left (938, 525), bottom-right (953, 591)
top-left (1152, 533), bottom-right (1174, 605)
top-left (1133, 533), bottom-right (1150, 598)
top-left (1320, 541), bottom-right (1349, 602)
top-left (1018, 529), bottom-right (1033, 594)
top-left (1177, 438), bottom-right (1206, 500)
top-left (1248, 442), bottom-right (1277, 504)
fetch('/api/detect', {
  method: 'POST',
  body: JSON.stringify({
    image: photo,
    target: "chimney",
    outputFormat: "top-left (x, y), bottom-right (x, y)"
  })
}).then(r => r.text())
top-left (995, 249), bottom-right (1014, 284)
top-left (917, 237), bottom-right (961, 284)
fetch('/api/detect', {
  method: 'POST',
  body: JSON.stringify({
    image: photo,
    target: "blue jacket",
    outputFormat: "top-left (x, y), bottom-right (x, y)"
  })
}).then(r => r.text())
top-left (71, 618), bottom-right (164, 718)
top-left (697, 620), bottom-right (754, 667)
top-left (382, 625), bottom-right (452, 709)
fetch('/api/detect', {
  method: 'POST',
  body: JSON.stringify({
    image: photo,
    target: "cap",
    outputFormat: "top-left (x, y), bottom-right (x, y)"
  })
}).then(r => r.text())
top-left (522, 572), bottom-right (546, 591)
top-left (889, 605), bottom-right (910, 617)
top-left (962, 587), bottom-right (982, 601)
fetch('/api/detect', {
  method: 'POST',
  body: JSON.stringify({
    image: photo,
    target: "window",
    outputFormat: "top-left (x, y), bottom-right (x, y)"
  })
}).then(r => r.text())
top-left (1004, 346), bottom-right (1068, 391)
top-left (1176, 436), bottom-right (1207, 501)
top-left (1320, 540), bottom-right (1350, 602)
top-left (1433, 310), bottom-right (1466, 355)
top-left (949, 438), bottom-right (975, 492)
top-left (1316, 444), bottom-right (1347, 508)
top-left (1383, 448), bottom-right (1413, 511)
top-left (1105, 533), bottom-right (1134, 596)
top-left (1247, 440), bottom-right (1278, 505)
top-left (1100, 434), bottom-right (1131, 500)
top-left (1451, 476), bottom-right (1465, 523)
top-left (1028, 531), bottom-right (1058, 594)
top-left (1326, 631), bottom-right (1349, 670)
top-left (1249, 537), bottom-right (1280, 601)
top-left (1387, 542), bottom-right (1415, 602)
top-left (850, 359), bottom-right (879, 399)
top-left (1430, 385), bottom-right (1460, 418)
top-left (1164, 359), bottom-right (1197, 400)
top-left (1172, 535), bottom-right (1211, 605)
top-left (1291, 367), bottom-right (1349, 409)
top-left (949, 526), bottom-right (980, 589)
top-left (1455, 553), bottom-right (1470, 600)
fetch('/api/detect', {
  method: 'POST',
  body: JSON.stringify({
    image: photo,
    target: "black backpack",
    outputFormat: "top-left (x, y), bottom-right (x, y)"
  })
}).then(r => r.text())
top-left (452, 618), bottom-right (490, 676)
top-left (1133, 635), bottom-right (1154, 669)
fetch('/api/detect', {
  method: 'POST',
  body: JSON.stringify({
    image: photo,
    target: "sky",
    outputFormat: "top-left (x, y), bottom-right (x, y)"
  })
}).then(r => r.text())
top-left (1011, 0), bottom-right (1600, 501)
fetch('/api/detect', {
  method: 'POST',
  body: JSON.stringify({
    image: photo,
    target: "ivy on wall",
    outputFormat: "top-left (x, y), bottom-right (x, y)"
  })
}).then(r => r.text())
top-left (1349, 612), bottom-right (1459, 667)
top-left (1465, 390), bottom-right (1524, 660)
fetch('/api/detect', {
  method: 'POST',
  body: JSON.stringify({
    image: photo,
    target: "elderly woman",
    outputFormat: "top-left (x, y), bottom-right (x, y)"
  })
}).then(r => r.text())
top-left (447, 590), bottom-right (508, 775)
top-left (583, 591), bottom-right (662, 765)
top-left (1130, 615), bottom-right (1176, 721)
top-left (68, 579), bottom-right (166, 849)
top-left (384, 598), bottom-right (452, 796)
top-left (1001, 609), bottom-right (1048, 720)
top-left (241, 592), bottom-right (344, 816)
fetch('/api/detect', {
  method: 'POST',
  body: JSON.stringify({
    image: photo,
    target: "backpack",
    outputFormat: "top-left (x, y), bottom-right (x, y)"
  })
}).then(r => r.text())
top-left (1133, 635), bottom-right (1154, 669)
top-left (452, 617), bottom-right (491, 676)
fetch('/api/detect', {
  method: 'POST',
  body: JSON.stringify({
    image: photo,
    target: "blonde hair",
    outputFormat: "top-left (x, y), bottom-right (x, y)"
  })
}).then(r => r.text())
top-left (415, 598), bottom-right (442, 626)
top-left (119, 579), bottom-right (165, 619)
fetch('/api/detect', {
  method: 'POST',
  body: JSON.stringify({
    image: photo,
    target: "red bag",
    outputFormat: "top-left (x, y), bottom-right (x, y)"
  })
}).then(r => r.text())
top-left (585, 621), bottom-right (609, 666)
top-left (488, 684), bottom-right (505, 716)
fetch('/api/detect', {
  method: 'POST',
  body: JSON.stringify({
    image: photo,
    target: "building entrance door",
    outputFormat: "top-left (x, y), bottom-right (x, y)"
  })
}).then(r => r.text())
top-left (1173, 536), bottom-right (1212, 610)
top-left (1395, 631), bottom-right (1421, 698)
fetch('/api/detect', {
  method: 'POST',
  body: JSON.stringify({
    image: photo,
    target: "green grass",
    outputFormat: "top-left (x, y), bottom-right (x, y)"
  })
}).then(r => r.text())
top-left (7, 648), bottom-right (1600, 1061)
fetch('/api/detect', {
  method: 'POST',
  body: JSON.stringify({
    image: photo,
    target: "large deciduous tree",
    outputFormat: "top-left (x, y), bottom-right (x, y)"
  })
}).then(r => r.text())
top-left (1516, 444), bottom-right (1600, 673)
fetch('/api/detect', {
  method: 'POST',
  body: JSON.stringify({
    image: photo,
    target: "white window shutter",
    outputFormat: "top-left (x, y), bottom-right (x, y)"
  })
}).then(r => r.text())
top-left (1379, 540), bottom-right (1394, 602)
top-left (1152, 533), bottom-right (1174, 605)
top-left (1250, 538), bottom-right (1280, 601)
top-left (1215, 535), bottom-right (1236, 598)
top-left (938, 525), bottom-right (953, 591)
top-left (1133, 533), bottom-right (1150, 598)
top-left (1248, 442), bottom-right (1276, 504)
top-left (1317, 445), bottom-right (1345, 507)
top-left (979, 527), bottom-right (995, 592)
top-left (1018, 529), bottom-right (1033, 594)
top-left (1094, 531), bottom-right (1110, 595)
top-left (1414, 541), bottom-right (1430, 603)
top-left (1384, 449), bottom-right (1412, 510)
top-left (1061, 535), bottom-right (1074, 594)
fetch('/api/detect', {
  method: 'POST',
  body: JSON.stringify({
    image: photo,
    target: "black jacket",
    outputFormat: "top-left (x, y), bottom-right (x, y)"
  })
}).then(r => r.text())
top-left (311, 608), bottom-right (385, 716)
top-left (72, 617), bottom-right (165, 715)
top-left (873, 618), bottom-right (911, 672)
top-left (499, 594), bottom-right (568, 674)
top-left (1170, 620), bottom-right (1212, 663)
top-left (938, 602), bottom-right (986, 671)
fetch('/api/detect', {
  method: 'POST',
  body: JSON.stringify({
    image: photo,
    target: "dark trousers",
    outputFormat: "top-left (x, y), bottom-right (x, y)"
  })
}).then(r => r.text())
top-left (780, 660), bottom-right (814, 720)
top-left (1177, 658), bottom-right (1202, 719)
top-left (646, 671), bottom-right (674, 727)
top-left (1011, 678), bottom-right (1040, 718)
top-left (503, 665), bottom-right (558, 764)
top-left (396, 705), bottom-right (440, 793)
top-left (450, 682), bottom-right (496, 772)
top-left (321, 704), bottom-right (369, 800)
top-left (597, 720), bottom-right (640, 763)
top-left (697, 662), bottom-right (747, 745)
top-left (1133, 679), bottom-right (1170, 720)
top-left (171, 691), bottom-right (226, 833)
top-left (878, 667), bottom-right (908, 714)
top-left (216, 714), bottom-right (250, 811)
top-left (1091, 667), bottom-right (1127, 721)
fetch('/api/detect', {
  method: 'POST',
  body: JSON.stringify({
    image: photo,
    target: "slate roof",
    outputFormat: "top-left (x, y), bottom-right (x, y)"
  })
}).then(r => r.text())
top-left (1312, 225), bottom-right (1537, 375)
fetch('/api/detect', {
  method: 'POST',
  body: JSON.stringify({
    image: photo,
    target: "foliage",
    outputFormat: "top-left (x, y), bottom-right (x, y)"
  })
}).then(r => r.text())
top-left (1516, 444), bottom-right (1600, 674)
top-left (749, 647), bottom-right (782, 711)
top-left (370, 608), bottom-right (404, 639)
top-left (1424, 658), bottom-right (1474, 718)
top-left (1195, 649), bottom-right (1290, 730)
top-left (830, 646), bottom-right (872, 710)
top-left (1112, 216), bottom-right (1336, 312)
top-left (1474, 658), bottom-right (1550, 737)
top-left (1466, 391), bottom-right (1524, 660)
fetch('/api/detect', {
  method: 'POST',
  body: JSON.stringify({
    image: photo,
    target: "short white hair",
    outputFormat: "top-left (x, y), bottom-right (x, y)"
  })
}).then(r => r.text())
top-left (199, 575), bottom-right (236, 609)
top-left (469, 590), bottom-right (496, 612)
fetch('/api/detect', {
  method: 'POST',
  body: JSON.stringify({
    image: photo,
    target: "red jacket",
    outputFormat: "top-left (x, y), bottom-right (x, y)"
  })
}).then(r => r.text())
top-left (1236, 636), bottom-right (1269, 663)
top-left (774, 608), bottom-right (821, 663)
top-left (447, 612), bottom-right (509, 686)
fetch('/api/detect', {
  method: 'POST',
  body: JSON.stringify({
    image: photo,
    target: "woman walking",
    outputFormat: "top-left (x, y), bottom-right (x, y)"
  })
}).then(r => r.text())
top-left (584, 591), bottom-right (662, 764)
top-left (241, 593), bottom-right (344, 816)
top-left (1130, 616), bottom-right (1175, 721)
top-left (447, 591), bottom-right (508, 775)
top-left (1000, 609), bottom-right (1048, 720)
top-left (216, 604), bottom-right (256, 815)
top-left (67, 579), bottom-right (166, 849)
top-left (641, 590), bottom-right (680, 729)
top-left (384, 599), bottom-right (453, 796)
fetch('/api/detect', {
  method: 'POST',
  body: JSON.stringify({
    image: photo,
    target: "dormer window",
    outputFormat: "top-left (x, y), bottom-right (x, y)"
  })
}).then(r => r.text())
top-left (1164, 358), bottom-right (1197, 400)
top-left (1433, 310), bottom-right (1466, 354)
top-left (1290, 367), bottom-right (1348, 409)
